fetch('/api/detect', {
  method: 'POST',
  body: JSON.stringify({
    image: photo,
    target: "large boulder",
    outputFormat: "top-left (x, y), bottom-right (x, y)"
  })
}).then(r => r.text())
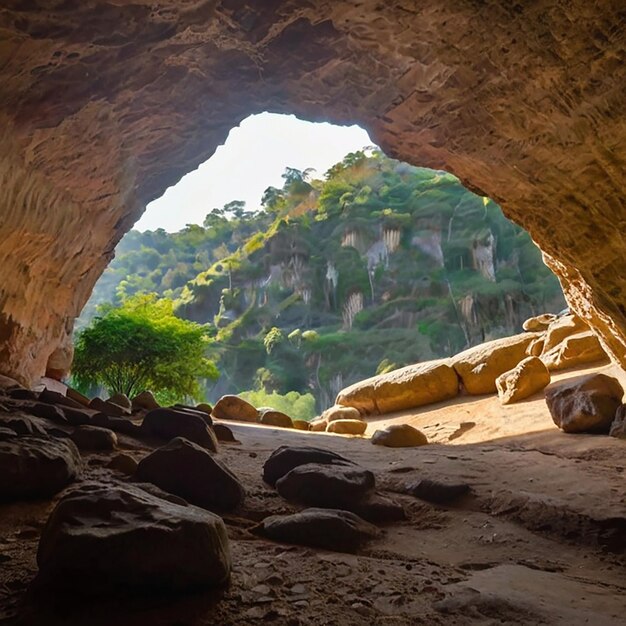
top-left (275, 462), bottom-right (375, 507)
top-left (322, 405), bottom-right (362, 422)
top-left (541, 313), bottom-right (588, 353)
top-left (211, 395), bottom-right (258, 423)
top-left (70, 425), bottom-right (117, 451)
top-left (142, 407), bottom-right (217, 451)
top-left (452, 333), bottom-right (539, 395)
top-left (326, 419), bottom-right (367, 435)
top-left (371, 424), bottom-right (428, 447)
top-left (541, 331), bottom-right (608, 371)
top-left (545, 374), bottom-right (624, 433)
top-left (522, 313), bottom-right (557, 332)
top-left (0, 436), bottom-right (81, 500)
top-left (257, 508), bottom-right (379, 553)
top-left (495, 356), bottom-right (551, 404)
top-left (336, 359), bottom-right (458, 415)
top-left (35, 483), bottom-right (231, 592)
top-left (258, 408), bottom-right (293, 428)
top-left (262, 445), bottom-right (358, 486)
top-left (136, 437), bottom-right (244, 511)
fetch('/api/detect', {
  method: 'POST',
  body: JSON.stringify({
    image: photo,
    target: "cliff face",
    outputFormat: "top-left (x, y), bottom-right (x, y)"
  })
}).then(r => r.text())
top-left (0, 1), bottom-right (624, 384)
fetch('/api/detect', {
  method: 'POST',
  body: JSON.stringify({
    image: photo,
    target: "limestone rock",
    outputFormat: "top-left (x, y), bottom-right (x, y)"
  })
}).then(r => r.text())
top-left (337, 359), bottom-right (458, 415)
top-left (35, 483), bottom-right (231, 592)
top-left (0, 436), bottom-right (81, 499)
top-left (542, 314), bottom-right (588, 353)
top-left (609, 405), bottom-right (626, 439)
top-left (136, 437), bottom-right (244, 511)
top-left (142, 407), bottom-right (217, 451)
top-left (258, 408), bottom-right (293, 428)
top-left (70, 425), bottom-right (117, 451)
top-left (326, 419), bottom-right (367, 435)
top-left (541, 331), bottom-right (608, 371)
top-left (452, 333), bottom-right (539, 395)
top-left (107, 393), bottom-right (131, 410)
top-left (107, 453), bottom-right (138, 475)
top-left (495, 356), bottom-right (551, 405)
top-left (212, 395), bottom-right (258, 423)
top-left (545, 374), bottom-right (624, 433)
top-left (322, 405), bottom-right (362, 422)
top-left (292, 419), bottom-right (310, 431)
top-left (257, 508), bottom-right (379, 553)
top-left (371, 424), bottom-right (428, 447)
top-left (275, 462), bottom-right (375, 507)
top-left (407, 479), bottom-right (472, 504)
top-left (131, 391), bottom-right (160, 412)
top-left (523, 313), bottom-right (557, 331)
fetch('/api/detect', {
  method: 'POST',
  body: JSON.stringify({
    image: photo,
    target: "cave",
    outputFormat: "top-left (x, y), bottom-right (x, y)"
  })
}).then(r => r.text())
top-left (0, 0), bottom-right (625, 387)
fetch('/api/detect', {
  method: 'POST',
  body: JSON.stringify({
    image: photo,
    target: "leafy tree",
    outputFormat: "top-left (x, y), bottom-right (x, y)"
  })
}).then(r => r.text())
top-left (72, 294), bottom-right (218, 402)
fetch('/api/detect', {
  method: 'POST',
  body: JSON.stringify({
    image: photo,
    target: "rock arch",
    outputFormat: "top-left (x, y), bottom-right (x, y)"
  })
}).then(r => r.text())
top-left (0, 1), bottom-right (624, 384)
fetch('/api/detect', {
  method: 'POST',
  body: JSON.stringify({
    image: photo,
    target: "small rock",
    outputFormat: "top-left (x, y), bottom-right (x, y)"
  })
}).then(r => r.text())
top-left (62, 406), bottom-right (100, 426)
top-left (326, 419), bottom-right (367, 435)
top-left (522, 313), bottom-right (557, 332)
top-left (136, 436), bottom-right (245, 511)
top-left (212, 395), bottom-right (258, 422)
top-left (407, 478), bottom-right (471, 504)
top-left (348, 493), bottom-right (406, 523)
top-left (91, 413), bottom-right (142, 436)
top-left (276, 463), bottom-right (375, 507)
top-left (309, 418), bottom-right (328, 432)
top-left (142, 407), bottom-right (218, 451)
top-left (131, 390), bottom-right (160, 412)
top-left (34, 483), bottom-right (231, 592)
top-left (609, 405), bottom-right (626, 439)
top-left (107, 453), bottom-right (138, 475)
top-left (371, 424), bottom-right (428, 447)
top-left (292, 420), bottom-right (310, 431)
top-left (39, 388), bottom-right (84, 409)
top-left (496, 356), bottom-right (550, 404)
top-left (258, 408), bottom-right (293, 428)
top-left (107, 393), bottom-right (131, 410)
top-left (322, 405), bottom-right (362, 423)
top-left (545, 373), bottom-right (623, 433)
top-left (195, 402), bottom-right (213, 416)
top-left (257, 508), bottom-right (379, 553)
top-left (70, 425), bottom-right (117, 451)
top-left (212, 423), bottom-right (238, 443)
top-left (29, 402), bottom-right (67, 423)
top-left (172, 404), bottom-right (213, 426)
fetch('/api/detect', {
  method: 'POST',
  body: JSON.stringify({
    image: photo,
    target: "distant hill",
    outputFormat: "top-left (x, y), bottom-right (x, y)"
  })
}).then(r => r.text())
top-left (79, 150), bottom-right (565, 407)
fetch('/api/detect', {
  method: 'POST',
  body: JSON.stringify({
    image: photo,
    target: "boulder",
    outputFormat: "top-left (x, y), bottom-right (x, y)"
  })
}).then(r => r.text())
top-left (545, 373), bottom-right (624, 433)
top-left (256, 508), bottom-right (379, 553)
top-left (171, 404), bottom-right (213, 426)
top-left (29, 401), bottom-right (67, 423)
top-left (65, 387), bottom-right (91, 407)
top-left (91, 413), bottom-right (143, 437)
top-left (407, 478), bottom-right (472, 504)
top-left (322, 405), bottom-right (362, 422)
top-left (62, 406), bottom-right (101, 426)
top-left (0, 413), bottom-right (48, 437)
top-left (8, 388), bottom-right (38, 401)
top-left (348, 493), bottom-right (406, 523)
top-left (541, 331), bottom-right (608, 371)
top-left (0, 436), bottom-right (81, 500)
top-left (452, 333), bottom-right (539, 395)
top-left (212, 395), bottom-right (258, 423)
top-left (371, 424), bottom-right (428, 447)
top-left (89, 397), bottom-right (130, 417)
top-left (292, 419), bottom-right (310, 431)
top-left (522, 313), bottom-right (557, 332)
top-left (336, 359), bottom-right (458, 415)
top-left (212, 423), bottom-right (238, 443)
top-left (131, 391), bottom-right (160, 412)
top-left (142, 407), bottom-right (218, 451)
top-left (39, 388), bottom-right (84, 409)
top-left (195, 402), bottom-right (213, 416)
top-left (108, 393), bottom-right (132, 410)
top-left (35, 483), bottom-right (231, 592)
top-left (326, 419), bottom-right (367, 435)
top-left (136, 437), bottom-right (244, 511)
top-left (108, 453), bottom-right (138, 475)
top-left (309, 418), bottom-right (328, 432)
top-left (275, 462), bottom-right (375, 507)
top-left (495, 356), bottom-right (550, 405)
top-left (262, 445), bottom-right (358, 487)
top-left (70, 425), bottom-right (117, 451)
top-left (609, 405), bottom-right (626, 439)
top-left (258, 408), bottom-right (293, 428)
top-left (542, 313), bottom-right (588, 353)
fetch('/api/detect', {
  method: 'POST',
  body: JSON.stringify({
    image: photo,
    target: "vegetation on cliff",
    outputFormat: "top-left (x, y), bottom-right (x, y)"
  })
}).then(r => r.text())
top-left (79, 150), bottom-right (565, 408)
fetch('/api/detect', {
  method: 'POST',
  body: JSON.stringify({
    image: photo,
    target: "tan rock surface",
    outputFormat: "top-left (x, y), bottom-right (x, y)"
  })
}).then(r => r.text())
top-left (0, 2), bottom-right (625, 384)
top-left (496, 356), bottom-right (551, 405)
top-left (541, 314), bottom-right (589, 354)
top-left (541, 330), bottom-right (609, 371)
top-left (326, 419), bottom-right (367, 435)
top-left (452, 333), bottom-right (540, 395)
top-left (337, 360), bottom-right (458, 415)
top-left (212, 395), bottom-right (258, 423)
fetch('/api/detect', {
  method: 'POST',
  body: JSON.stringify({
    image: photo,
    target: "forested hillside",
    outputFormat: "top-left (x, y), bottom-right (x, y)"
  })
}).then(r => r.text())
top-left (79, 150), bottom-right (565, 408)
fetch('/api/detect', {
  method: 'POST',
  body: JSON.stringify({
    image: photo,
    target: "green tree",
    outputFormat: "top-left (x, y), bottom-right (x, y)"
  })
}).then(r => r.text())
top-left (72, 294), bottom-right (218, 402)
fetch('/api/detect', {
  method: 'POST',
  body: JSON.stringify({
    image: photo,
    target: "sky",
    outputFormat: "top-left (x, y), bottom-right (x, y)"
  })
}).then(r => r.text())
top-left (135, 113), bottom-right (373, 232)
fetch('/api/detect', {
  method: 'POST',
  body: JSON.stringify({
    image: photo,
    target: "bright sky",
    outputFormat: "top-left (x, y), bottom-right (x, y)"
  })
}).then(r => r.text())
top-left (135, 112), bottom-right (373, 232)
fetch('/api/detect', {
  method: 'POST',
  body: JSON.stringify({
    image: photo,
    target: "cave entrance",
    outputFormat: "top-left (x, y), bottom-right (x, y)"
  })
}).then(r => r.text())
top-left (79, 112), bottom-right (565, 412)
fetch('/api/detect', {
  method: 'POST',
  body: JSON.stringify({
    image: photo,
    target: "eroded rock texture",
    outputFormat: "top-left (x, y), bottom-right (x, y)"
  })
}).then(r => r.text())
top-left (0, 1), bottom-right (624, 383)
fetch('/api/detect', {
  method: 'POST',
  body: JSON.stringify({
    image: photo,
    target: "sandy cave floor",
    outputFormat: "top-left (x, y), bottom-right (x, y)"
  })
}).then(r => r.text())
top-left (1, 364), bottom-right (625, 625)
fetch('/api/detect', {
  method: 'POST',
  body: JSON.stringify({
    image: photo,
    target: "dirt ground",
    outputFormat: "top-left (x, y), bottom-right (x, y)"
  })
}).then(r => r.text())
top-left (1, 364), bottom-right (625, 625)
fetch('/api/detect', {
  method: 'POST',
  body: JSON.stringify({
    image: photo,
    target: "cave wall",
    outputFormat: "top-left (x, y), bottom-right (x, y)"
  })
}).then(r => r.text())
top-left (0, 0), bottom-right (624, 384)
